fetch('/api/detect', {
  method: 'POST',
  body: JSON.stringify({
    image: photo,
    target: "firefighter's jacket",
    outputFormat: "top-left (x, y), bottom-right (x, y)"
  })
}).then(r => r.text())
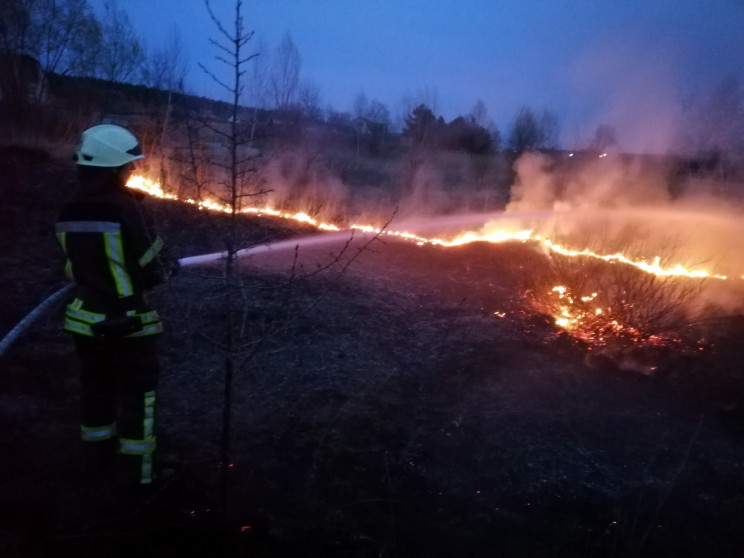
top-left (55, 172), bottom-right (170, 338)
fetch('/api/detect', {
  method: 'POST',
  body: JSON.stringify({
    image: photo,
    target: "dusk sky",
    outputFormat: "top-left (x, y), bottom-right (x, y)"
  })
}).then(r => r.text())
top-left (90, 1), bottom-right (744, 153)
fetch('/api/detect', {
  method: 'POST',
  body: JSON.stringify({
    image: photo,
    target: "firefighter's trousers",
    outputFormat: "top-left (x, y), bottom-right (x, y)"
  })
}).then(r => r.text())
top-left (73, 334), bottom-right (160, 485)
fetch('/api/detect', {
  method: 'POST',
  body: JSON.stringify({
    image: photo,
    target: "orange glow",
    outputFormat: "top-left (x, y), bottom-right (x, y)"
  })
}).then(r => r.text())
top-left (127, 174), bottom-right (738, 345)
top-left (127, 174), bottom-right (734, 282)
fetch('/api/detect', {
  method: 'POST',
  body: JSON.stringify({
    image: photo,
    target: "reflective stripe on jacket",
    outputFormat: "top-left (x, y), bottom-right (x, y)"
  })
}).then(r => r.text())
top-left (56, 174), bottom-right (169, 337)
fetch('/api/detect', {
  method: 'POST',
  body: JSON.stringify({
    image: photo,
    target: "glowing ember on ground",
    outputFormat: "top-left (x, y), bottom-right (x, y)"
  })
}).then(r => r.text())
top-left (546, 284), bottom-right (645, 342)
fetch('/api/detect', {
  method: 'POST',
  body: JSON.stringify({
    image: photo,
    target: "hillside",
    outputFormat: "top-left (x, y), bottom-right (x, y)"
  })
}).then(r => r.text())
top-left (2, 150), bottom-right (744, 557)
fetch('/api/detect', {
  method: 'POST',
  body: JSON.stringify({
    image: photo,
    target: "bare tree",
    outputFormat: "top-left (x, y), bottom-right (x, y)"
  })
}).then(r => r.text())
top-left (353, 91), bottom-right (390, 125)
top-left (352, 91), bottom-right (391, 156)
top-left (508, 107), bottom-right (561, 153)
top-left (139, 29), bottom-right (189, 198)
top-left (141, 29), bottom-right (187, 92)
top-left (398, 84), bottom-right (438, 129)
top-left (470, 98), bottom-right (500, 151)
top-left (352, 90), bottom-right (368, 120)
top-left (246, 35), bottom-right (269, 109)
top-left (470, 99), bottom-right (488, 129)
top-left (95, 0), bottom-right (143, 83)
top-left (269, 31), bottom-right (301, 110)
top-left (508, 107), bottom-right (541, 153)
top-left (0, 0), bottom-right (39, 58)
top-left (539, 109), bottom-right (561, 150)
top-left (590, 124), bottom-right (618, 152)
top-left (36, 0), bottom-right (100, 77)
top-left (297, 78), bottom-right (322, 121)
top-left (0, 0), bottom-right (101, 104)
top-left (201, 0), bottom-right (260, 520)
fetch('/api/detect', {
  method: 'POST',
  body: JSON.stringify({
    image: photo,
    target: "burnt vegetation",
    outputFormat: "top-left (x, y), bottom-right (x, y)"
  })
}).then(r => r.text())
top-left (4, 178), bottom-right (744, 556)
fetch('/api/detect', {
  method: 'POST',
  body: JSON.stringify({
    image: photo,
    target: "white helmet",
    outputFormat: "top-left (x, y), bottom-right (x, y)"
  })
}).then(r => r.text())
top-left (75, 124), bottom-right (144, 167)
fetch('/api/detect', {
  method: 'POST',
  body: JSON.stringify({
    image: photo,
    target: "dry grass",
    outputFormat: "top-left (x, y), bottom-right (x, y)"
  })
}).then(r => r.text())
top-left (521, 238), bottom-right (705, 372)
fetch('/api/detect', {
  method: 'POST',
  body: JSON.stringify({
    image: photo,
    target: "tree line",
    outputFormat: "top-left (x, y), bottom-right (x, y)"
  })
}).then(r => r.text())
top-left (2, 0), bottom-right (743, 166)
top-left (0, 0), bottom-right (564, 157)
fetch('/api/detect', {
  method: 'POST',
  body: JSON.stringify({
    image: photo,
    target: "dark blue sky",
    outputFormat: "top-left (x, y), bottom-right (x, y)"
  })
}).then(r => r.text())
top-left (93, 0), bottom-right (744, 152)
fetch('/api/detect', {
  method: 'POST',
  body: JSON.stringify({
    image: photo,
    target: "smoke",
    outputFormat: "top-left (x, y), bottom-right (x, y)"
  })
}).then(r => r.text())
top-left (261, 150), bottom-right (349, 223)
top-left (507, 152), bottom-right (671, 212)
top-left (568, 37), bottom-right (684, 154)
top-left (498, 151), bottom-right (744, 315)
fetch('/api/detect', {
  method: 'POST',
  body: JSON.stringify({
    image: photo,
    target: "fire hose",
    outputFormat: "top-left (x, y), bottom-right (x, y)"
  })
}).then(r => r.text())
top-left (0, 283), bottom-right (76, 356)
top-left (0, 253), bottom-right (222, 356)
top-left (0, 232), bottom-right (353, 357)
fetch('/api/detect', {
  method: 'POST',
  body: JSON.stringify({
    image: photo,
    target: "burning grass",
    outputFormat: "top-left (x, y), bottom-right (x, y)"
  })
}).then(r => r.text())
top-left (522, 246), bottom-right (707, 373)
top-left (125, 169), bottom-right (744, 375)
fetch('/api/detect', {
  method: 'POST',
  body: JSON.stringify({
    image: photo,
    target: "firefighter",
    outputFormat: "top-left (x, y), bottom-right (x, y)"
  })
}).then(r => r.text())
top-left (56, 124), bottom-right (177, 486)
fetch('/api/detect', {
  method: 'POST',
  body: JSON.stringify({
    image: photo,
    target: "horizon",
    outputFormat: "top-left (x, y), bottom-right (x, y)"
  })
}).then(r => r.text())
top-left (83, 0), bottom-right (744, 155)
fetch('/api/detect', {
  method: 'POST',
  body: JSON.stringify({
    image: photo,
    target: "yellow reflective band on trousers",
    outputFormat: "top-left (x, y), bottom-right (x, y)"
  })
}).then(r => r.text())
top-left (103, 231), bottom-right (133, 297)
top-left (81, 423), bottom-right (116, 441)
top-left (63, 299), bottom-right (162, 338)
top-left (63, 300), bottom-right (105, 337)
top-left (66, 303), bottom-right (106, 323)
top-left (119, 390), bottom-right (157, 484)
top-left (64, 318), bottom-right (95, 336)
top-left (119, 438), bottom-right (156, 454)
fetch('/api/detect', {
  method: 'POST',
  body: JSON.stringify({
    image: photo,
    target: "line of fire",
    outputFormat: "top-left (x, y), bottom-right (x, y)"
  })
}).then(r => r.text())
top-left (126, 148), bottom-right (744, 377)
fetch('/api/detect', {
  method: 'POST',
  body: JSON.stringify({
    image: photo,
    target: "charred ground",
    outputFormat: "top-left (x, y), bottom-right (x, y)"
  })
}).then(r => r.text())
top-left (2, 148), bottom-right (744, 557)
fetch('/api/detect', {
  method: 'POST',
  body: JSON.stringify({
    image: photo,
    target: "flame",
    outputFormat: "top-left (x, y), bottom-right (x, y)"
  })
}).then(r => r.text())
top-left (127, 174), bottom-right (735, 282)
top-left (546, 284), bottom-right (653, 345)
top-left (127, 174), bottom-right (739, 348)
top-left (127, 175), bottom-right (177, 200)
top-left (127, 175), bottom-right (341, 231)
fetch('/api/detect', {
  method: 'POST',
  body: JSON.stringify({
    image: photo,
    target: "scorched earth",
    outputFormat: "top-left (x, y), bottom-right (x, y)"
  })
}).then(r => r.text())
top-left (2, 148), bottom-right (744, 557)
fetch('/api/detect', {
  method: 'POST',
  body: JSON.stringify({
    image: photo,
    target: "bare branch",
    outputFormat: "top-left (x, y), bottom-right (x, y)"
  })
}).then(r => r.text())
top-left (238, 53), bottom-right (260, 65)
top-left (197, 62), bottom-right (234, 93)
top-left (209, 37), bottom-right (234, 58)
top-left (204, 0), bottom-right (234, 43)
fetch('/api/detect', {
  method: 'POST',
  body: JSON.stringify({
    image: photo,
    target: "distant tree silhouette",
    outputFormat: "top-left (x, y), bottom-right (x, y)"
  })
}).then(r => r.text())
top-left (443, 116), bottom-right (492, 154)
top-left (470, 98), bottom-right (500, 151)
top-left (539, 109), bottom-right (561, 150)
top-left (590, 124), bottom-right (618, 152)
top-left (297, 79), bottom-right (322, 121)
top-left (141, 29), bottom-right (187, 92)
top-left (0, 0), bottom-right (101, 77)
top-left (0, 0), bottom-right (101, 107)
top-left (403, 104), bottom-right (440, 148)
top-left (508, 108), bottom-right (542, 153)
top-left (352, 91), bottom-right (391, 156)
top-left (508, 107), bottom-right (561, 153)
top-left (95, 0), bottom-right (143, 84)
top-left (269, 32), bottom-right (301, 110)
